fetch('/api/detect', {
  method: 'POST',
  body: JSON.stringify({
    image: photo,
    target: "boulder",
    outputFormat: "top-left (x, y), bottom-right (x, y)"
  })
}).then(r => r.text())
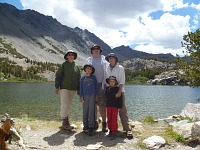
top-left (180, 103), bottom-right (200, 121)
top-left (148, 70), bottom-right (180, 85)
top-left (143, 135), bottom-right (166, 149)
top-left (172, 121), bottom-right (200, 142)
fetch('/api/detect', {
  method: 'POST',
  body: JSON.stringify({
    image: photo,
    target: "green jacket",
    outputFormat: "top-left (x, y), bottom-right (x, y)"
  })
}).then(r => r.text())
top-left (55, 61), bottom-right (80, 90)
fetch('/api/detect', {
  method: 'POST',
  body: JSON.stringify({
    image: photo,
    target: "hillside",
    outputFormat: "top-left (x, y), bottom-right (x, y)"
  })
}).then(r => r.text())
top-left (0, 3), bottom-right (178, 81)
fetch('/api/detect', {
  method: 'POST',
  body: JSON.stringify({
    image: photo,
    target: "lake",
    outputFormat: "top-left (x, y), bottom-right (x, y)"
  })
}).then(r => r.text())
top-left (0, 83), bottom-right (200, 121)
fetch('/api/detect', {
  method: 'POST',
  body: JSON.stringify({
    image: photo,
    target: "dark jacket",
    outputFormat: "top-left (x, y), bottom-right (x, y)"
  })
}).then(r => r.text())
top-left (55, 61), bottom-right (80, 90)
top-left (105, 86), bottom-right (123, 109)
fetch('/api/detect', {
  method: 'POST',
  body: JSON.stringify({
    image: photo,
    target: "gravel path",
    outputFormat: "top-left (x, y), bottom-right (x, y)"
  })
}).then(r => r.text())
top-left (4, 120), bottom-right (200, 150)
top-left (7, 126), bottom-right (200, 150)
top-left (9, 127), bottom-right (139, 150)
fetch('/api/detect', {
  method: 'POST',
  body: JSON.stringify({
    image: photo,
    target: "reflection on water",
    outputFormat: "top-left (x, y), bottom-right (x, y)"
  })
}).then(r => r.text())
top-left (0, 83), bottom-right (200, 121)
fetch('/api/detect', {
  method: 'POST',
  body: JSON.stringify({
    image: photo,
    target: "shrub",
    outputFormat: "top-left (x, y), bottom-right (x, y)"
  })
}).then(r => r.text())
top-left (142, 115), bottom-right (155, 124)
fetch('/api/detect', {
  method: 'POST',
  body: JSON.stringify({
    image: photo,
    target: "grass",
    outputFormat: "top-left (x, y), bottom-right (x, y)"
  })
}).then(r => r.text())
top-left (0, 77), bottom-right (49, 82)
top-left (136, 141), bottom-right (147, 149)
top-left (132, 115), bottom-right (188, 148)
top-left (14, 116), bottom-right (83, 130)
top-left (165, 126), bottom-right (187, 144)
top-left (142, 115), bottom-right (155, 124)
top-left (178, 116), bottom-right (193, 122)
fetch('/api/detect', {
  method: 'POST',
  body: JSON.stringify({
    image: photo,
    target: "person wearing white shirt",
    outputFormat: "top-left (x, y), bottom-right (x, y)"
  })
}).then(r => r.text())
top-left (104, 53), bottom-right (133, 139)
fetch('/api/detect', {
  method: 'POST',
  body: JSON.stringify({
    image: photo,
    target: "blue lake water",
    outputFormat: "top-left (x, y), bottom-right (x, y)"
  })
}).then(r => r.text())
top-left (0, 83), bottom-right (200, 121)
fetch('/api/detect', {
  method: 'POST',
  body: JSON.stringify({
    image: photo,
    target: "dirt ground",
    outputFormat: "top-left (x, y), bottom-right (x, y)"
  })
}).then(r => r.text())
top-left (6, 120), bottom-right (200, 150)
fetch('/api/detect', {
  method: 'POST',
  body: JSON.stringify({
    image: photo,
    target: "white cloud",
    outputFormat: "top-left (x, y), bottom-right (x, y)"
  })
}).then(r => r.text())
top-left (134, 43), bottom-right (185, 56)
top-left (19, 0), bottom-right (197, 56)
top-left (160, 0), bottom-right (188, 11)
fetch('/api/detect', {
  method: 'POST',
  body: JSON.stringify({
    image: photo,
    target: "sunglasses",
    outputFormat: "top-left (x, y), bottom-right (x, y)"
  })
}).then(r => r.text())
top-left (68, 53), bottom-right (74, 56)
top-left (92, 47), bottom-right (100, 50)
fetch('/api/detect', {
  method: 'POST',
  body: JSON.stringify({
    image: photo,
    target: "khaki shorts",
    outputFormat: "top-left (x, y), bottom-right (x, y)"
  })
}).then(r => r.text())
top-left (96, 83), bottom-right (106, 107)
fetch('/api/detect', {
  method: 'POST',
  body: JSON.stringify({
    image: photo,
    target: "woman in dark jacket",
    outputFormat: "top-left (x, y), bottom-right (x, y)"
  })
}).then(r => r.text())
top-left (55, 50), bottom-right (80, 130)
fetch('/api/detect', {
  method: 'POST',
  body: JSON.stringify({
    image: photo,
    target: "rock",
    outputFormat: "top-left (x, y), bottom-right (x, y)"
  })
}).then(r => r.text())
top-left (26, 125), bottom-right (31, 131)
top-left (180, 103), bottom-right (200, 121)
top-left (86, 144), bottom-right (102, 150)
top-left (147, 70), bottom-right (183, 85)
top-left (169, 120), bottom-right (189, 126)
top-left (143, 135), bottom-right (166, 149)
top-left (172, 121), bottom-right (200, 142)
top-left (122, 58), bottom-right (177, 71)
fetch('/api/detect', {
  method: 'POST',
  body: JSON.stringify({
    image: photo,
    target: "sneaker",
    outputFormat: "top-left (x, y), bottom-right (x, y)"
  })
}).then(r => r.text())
top-left (107, 131), bottom-right (112, 137)
top-left (126, 130), bottom-right (133, 139)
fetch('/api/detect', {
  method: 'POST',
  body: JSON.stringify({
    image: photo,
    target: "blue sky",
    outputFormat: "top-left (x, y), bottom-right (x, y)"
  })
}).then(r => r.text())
top-left (0, 0), bottom-right (199, 56)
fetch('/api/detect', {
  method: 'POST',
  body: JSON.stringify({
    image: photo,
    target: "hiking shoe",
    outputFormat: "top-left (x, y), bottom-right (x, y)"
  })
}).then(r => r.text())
top-left (61, 125), bottom-right (74, 130)
top-left (83, 126), bottom-right (89, 133)
top-left (87, 128), bottom-right (93, 136)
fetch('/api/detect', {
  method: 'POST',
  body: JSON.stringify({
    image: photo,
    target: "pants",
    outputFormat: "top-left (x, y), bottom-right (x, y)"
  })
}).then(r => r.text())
top-left (96, 83), bottom-right (106, 107)
top-left (119, 92), bottom-right (131, 131)
top-left (107, 107), bottom-right (118, 133)
top-left (60, 89), bottom-right (76, 120)
top-left (82, 94), bottom-right (95, 128)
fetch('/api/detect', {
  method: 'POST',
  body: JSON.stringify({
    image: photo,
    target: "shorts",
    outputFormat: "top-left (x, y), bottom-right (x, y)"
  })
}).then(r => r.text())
top-left (96, 83), bottom-right (106, 107)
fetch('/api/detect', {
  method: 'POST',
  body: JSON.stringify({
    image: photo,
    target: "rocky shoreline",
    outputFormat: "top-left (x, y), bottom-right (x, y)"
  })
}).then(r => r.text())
top-left (4, 103), bottom-right (200, 150)
top-left (7, 121), bottom-right (200, 150)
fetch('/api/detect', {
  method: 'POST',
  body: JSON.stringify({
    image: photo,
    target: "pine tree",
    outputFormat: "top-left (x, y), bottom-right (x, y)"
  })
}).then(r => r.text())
top-left (177, 28), bottom-right (200, 87)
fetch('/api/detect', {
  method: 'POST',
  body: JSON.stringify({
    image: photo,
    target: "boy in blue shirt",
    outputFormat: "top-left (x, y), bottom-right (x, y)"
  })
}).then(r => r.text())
top-left (80, 64), bottom-right (98, 136)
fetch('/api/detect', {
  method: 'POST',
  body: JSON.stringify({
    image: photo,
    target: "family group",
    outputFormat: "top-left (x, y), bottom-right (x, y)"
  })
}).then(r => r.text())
top-left (55, 44), bottom-right (133, 140)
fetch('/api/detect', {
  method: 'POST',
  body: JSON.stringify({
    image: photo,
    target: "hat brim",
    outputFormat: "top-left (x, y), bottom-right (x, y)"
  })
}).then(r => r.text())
top-left (64, 52), bottom-right (77, 60)
top-left (105, 56), bottom-right (118, 62)
top-left (83, 65), bottom-right (95, 74)
top-left (106, 78), bottom-right (118, 85)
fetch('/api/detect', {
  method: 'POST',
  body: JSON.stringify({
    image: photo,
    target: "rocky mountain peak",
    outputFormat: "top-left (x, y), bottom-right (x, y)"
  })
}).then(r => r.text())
top-left (0, 2), bottom-right (176, 68)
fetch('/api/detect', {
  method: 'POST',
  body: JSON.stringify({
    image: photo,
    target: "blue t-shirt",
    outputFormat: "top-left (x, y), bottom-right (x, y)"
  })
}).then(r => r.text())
top-left (92, 57), bottom-right (104, 83)
top-left (80, 74), bottom-right (98, 97)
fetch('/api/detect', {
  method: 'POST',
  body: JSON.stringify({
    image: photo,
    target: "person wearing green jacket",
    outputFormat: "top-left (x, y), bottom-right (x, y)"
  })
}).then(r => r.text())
top-left (55, 50), bottom-right (80, 130)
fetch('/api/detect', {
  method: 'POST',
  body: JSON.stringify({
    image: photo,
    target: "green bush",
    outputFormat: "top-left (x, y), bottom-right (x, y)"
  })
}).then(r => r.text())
top-left (142, 115), bottom-right (155, 124)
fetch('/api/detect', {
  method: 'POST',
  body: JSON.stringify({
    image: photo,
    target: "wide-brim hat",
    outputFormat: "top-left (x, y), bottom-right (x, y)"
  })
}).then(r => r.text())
top-left (105, 53), bottom-right (118, 62)
top-left (83, 64), bottom-right (95, 74)
top-left (90, 44), bottom-right (102, 54)
top-left (106, 76), bottom-right (118, 85)
top-left (64, 50), bottom-right (77, 60)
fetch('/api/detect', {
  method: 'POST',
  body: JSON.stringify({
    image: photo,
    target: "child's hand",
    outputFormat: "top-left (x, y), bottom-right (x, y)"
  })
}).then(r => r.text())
top-left (116, 91), bottom-right (122, 98)
top-left (80, 97), bottom-right (84, 103)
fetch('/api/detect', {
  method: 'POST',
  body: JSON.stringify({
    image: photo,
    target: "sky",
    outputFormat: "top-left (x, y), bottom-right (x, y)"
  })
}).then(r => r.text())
top-left (0, 0), bottom-right (199, 56)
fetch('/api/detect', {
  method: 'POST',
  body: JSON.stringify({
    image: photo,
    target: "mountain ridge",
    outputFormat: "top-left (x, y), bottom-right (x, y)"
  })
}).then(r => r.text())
top-left (0, 2), bottom-right (176, 68)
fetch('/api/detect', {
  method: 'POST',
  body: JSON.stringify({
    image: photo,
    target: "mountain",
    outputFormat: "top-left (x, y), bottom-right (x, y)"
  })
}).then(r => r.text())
top-left (0, 2), bottom-right (176, 69)
top-left (113, 45), bottom-right (175, 61)
top-left (0, 3), bottom-right (113, 66)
